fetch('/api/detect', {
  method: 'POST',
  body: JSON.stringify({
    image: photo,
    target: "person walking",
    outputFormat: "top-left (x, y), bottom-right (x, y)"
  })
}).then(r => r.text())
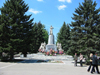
top-left (91, 52), bottom-right (100, 74)
top-left (80, 53), bottom-right (83, 67)
top-left (74, 53), bottom-right (78, 66)
top-left (87, 53), bottom-right (94, 72)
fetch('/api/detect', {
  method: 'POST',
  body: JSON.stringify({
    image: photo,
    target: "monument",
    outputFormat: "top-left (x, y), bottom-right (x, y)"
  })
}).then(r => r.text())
top-left (39, 26), bottom-right (64, 55)
top-left (46, 26), bottom-right (57, 52)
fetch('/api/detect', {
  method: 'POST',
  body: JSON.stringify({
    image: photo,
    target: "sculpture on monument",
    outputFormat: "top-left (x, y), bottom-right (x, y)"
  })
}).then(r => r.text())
top-left (57, 43), bottom-right (64, 54)
top-left (46, 25), bottom-right (57, 52)
top-left (57, 43), bottom-right (62, 50)
top-left (50, 26), bottom-right (53, 35)
top-left (39, 42), bottom-right (46, 52)
top-left (39, 26), bottom-right (64, 55)
top-left (47, 26), bottom-right (55, 44)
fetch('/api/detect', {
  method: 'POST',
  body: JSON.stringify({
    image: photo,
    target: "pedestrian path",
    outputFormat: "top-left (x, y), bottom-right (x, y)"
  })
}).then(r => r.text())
top-left (13, 53), bottom-right (100, 75)
top-left (1, 53), bottom-right (100, 75)
top-left (0, 61), bottom-right (98, 75)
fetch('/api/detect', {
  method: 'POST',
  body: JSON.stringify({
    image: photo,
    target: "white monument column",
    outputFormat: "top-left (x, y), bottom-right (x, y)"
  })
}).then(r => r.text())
top-left (46, 26), bottom-right (57, 52)
top-left (48, 26), bottom-right (54, 45)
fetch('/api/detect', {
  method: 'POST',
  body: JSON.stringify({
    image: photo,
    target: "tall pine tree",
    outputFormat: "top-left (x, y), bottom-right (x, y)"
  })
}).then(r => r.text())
top-left (0, 0), bottom-right (34, 59)
top-left (42, 25), bottom-right (48, 44)
top-left (31, 22), bottom-right (48, 53)
top-left (57, 22), bottom-right (71, 52)
top-left (70, 0), bottom-right (100, 57)
top-left (31, 23), bottom-right (37, 53)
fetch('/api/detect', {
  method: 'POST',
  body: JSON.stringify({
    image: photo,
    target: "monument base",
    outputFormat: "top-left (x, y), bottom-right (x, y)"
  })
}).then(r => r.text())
top-left (46, 44), bottom-right (57, 52)
top-left (48, 35), bottom-right (55, 44)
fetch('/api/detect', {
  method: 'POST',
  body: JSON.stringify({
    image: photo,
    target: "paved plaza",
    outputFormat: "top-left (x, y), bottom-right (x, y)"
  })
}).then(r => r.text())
top-left (0, 54), bottom-right (99, 75)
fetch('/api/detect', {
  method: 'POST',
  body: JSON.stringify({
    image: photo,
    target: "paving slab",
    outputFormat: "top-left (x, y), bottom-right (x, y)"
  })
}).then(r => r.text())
top-left (0, 54), bottom-right (99, 75)
top-left (0, 60), bottom-right (100, 75)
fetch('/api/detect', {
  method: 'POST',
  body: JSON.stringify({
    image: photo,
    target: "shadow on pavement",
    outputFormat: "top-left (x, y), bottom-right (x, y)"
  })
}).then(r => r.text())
top-left (71, 62), bottom-right (88, 67)
top-left (18, 59), bottom-right (50, 63)
top-left (0, 59), bottom-right (50, 63)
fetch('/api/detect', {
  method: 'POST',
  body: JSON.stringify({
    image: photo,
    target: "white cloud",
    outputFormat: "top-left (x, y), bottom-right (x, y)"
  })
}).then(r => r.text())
top-left (58, 0), bottom-right (65, 2)
top-left (37, 0), bottom-right (43, 2)
top-left (66, 0), bottom-right (71, 3)
top-left (58, 0), bottom-right (71, 3)
top-left (28, 8), bottom-right (42, 14)
top-left (58, 5), bottom-right (67, 10)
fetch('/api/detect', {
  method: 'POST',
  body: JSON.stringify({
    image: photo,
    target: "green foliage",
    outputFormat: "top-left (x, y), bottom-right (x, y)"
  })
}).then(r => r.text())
top-left (69, 0), bottom-right (100, 56)
top-left (31, 22), bottom-right (48, 53)
top-left (57, 22), bottom-right (71, 52)
top-left (0, 0), bottom-right (34, 59)
top-left (42, 25), bottom-right (49, 44)
top-left (1, 52), bottom-right (9, 61)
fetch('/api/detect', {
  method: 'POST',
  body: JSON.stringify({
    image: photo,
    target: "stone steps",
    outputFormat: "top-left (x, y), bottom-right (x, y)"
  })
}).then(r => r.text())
top-left (20, 53), bottom-right (74, 61)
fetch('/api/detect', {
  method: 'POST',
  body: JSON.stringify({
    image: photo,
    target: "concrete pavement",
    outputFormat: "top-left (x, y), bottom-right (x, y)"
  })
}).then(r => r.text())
top-left (0, 53), bottom-right (99, 75)
top-left (0, 60), bottom-right (99, 75)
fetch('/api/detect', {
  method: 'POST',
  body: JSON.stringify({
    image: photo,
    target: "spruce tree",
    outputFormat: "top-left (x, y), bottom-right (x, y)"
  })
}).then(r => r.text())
top-left (42, 25), bottom-right (48, 44)
top-left (57, 22), bottom-right (71, 52)
top-left (36, 22), bottom-right (44, 52)
top-left (31, 23), bottom-right (37, 53)
top-left (70, 0), bottom-right (100, 57)
top-left (31, 22), bottom-right (48, 53)
top-left (0, 0), bottom-right (34, 59)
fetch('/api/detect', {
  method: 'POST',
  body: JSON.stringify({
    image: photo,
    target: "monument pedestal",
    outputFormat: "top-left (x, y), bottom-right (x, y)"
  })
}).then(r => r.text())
top-left (46, 30), bottom-right (57, 52)
top-left (46, 44), bottom-right (57, 52)
top-left (48, 35), bottom-right (55, 44)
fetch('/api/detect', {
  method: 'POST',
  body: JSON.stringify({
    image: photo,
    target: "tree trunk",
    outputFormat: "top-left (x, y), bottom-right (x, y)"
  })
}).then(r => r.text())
top-left (10, 50), bottom-right (14, 60)
top-left (23, 52), bottom-right (27, 57)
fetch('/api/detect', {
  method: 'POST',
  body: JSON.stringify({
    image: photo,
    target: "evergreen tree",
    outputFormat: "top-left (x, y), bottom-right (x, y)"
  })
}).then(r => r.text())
top-left (0, 0), bottom-right (34, 59)
top-left (0, 15), bottom-right (2, 58)
top-left (31, 22), bottom-right (48, 53)
top-left (31, 23), bottom-right (37, 53)
top-left (57, 22), bottom-right (71, 52)
top-left (66, 24), bottom-right (71, 51)
top-left (42, 25), bottom-right (48, 44)
top-left (70, 0), bottom-right (100, 57)
top-left (36, 22), bottom-right (44, 51)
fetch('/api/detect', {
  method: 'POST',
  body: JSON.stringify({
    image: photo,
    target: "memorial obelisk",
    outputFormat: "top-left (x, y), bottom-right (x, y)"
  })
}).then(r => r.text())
top-left (46, 26), bottom-right (57, 52)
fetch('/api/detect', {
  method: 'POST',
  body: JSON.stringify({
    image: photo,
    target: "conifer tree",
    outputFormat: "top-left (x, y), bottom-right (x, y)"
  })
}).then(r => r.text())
top-left (31, 22), bottom-right (48, 53)
top-left (70, 0), bottom-right (100, 57)
top-left (0, 0), bottom-right (34, 59)
top-left (31, 23), bottom-right (37, 53)
top-left (57, 22), bottom-right (71, 52)
top-left (36, 22), bottom-right (45, 52)
top-left (42, 25), bottom-right (48, 44)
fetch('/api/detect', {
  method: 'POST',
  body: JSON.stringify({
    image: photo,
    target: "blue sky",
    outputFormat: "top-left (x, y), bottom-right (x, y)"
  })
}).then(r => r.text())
top-left (0, 0), bottom-right (100, 42)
